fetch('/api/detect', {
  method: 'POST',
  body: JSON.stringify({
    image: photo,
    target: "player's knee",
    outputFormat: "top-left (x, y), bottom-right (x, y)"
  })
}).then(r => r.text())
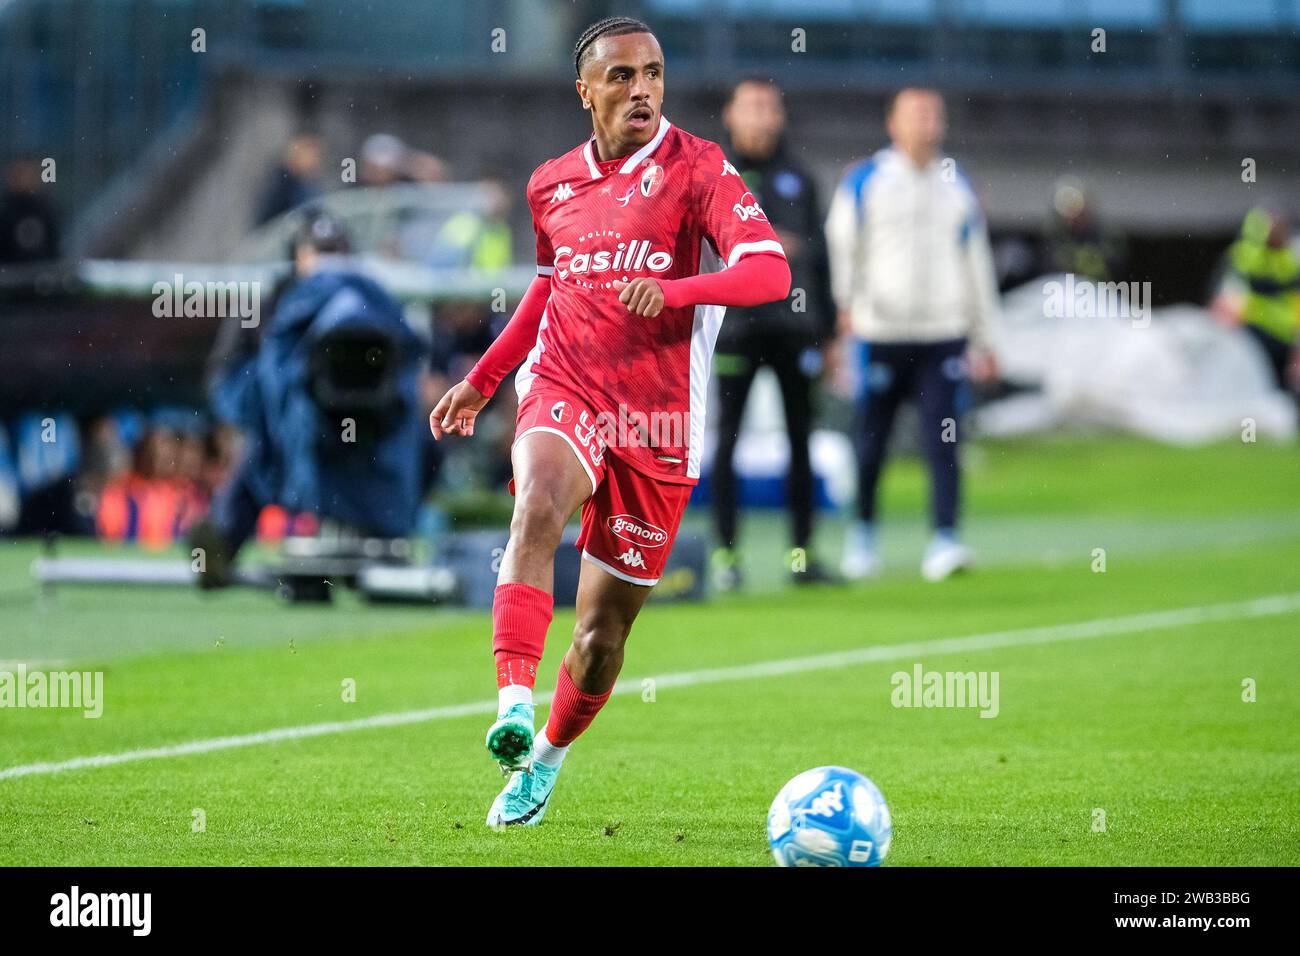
top-left (510, 483), bottom-right (570, 549)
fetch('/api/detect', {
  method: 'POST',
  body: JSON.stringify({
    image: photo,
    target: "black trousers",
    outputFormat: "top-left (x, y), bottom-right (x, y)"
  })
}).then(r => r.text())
top-left (208, 457), bottom-right (264, 557)
top-left (853, 338), bottom-right (967, 532)
top-left (1243, 323), bottom-right (1293, 391)
top-left (712, 329), bottom-right (816, 551)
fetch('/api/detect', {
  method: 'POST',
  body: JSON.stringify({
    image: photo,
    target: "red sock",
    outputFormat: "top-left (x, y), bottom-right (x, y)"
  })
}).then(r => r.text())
top-left (492, 582), bottom-right (553, 689)
top-left (545, 661), bottom-right (613, 747)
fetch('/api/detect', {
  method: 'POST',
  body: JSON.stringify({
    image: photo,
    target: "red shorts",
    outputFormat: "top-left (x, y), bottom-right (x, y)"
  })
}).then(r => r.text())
top-left (513, 386), bottom-right (693, 586)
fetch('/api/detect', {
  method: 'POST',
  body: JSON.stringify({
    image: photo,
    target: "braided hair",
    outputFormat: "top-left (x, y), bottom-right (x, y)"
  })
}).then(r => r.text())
top-left (573, 16), bottom-right (654, 77)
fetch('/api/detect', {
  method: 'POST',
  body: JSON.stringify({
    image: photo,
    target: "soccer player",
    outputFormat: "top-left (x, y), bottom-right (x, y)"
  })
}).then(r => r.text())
top-left (429, 16), bottom-right (790, 828)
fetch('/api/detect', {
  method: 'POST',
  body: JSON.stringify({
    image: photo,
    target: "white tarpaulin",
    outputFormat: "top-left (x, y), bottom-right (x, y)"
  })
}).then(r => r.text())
top-left (978, 275), bottom-right (1298, 444)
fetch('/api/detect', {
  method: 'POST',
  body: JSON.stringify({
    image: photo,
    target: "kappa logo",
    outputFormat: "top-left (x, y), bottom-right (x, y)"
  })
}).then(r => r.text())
top-left (607, 514), bottom-right (668, 549)
top-left (550, 182), bottom-right (574, 204)
top-left (640, 163), bottom-right (665, 198)
top-left (721, 159), bottom-right (740, 178)
top-left (617, 547), bottom-right (647, 569)
top-left (733, 190), bottom-right (768, 222)
top-left (550, 401), bottom-right (573, 425)
top-left (800, 781), bottom-right (846, 819)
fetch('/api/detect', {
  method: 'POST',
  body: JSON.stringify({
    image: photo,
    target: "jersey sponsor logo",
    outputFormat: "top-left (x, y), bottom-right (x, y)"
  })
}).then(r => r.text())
top-left (550, 182), bottom-right (574, 203)
top-left (617, 547), bottom-right (647, 569)
top-left (733, 190), bottom-right (768, 222)
top-left (607, 514), bottom-right (668, 549)
top-left (721, 159), bottom-right (740, 178)
top-left (553, 240), bottom-right (673, 279)
top-left (550, 400), bottom-right (573, 425)
top-left (640, 163), bottom-right (665, 198)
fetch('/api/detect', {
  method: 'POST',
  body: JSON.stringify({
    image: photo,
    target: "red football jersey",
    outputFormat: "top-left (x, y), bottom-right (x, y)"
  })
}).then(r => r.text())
top-left (517, 117), bottom-right (785, 484)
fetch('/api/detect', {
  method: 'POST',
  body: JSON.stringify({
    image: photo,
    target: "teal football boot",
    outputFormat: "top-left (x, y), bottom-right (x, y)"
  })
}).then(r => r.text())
top-left (485, 702), bottom-right (534, 774)
top-left (486, 760), bottom-right (562, 830)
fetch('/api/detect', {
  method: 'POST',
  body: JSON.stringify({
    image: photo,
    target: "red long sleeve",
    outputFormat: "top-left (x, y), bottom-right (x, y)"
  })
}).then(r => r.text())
top-left (469, 257), bottom-right (787, 397)
top-left (660, 252), bottom-right (791, 310)
top-left (466, 275), bottom-right (550, 398)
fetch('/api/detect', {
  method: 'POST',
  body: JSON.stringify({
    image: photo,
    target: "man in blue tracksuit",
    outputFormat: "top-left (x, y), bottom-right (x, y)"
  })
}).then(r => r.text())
top-left (825, 89), bottom-right (1000, 582)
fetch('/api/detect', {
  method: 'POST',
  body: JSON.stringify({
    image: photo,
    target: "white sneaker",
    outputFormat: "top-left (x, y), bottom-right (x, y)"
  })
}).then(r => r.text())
top-left (921, 536), bottom-right (972, 582)
top-left (841, 522), bottom-right (883, 580)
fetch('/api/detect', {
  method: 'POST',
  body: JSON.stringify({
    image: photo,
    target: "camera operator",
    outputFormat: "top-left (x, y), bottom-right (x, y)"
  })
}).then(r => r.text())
top-left (192, 211), bottom-right (425, 587)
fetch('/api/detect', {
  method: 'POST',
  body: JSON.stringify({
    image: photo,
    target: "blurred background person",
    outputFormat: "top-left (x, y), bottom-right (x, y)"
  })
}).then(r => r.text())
top-left (358, 132), bottom-right (449, 189)
top-left (11, 411), bottom-right (80, 534)
top-left (407, 148), bottom-right (451, 185)
top-left (1043, 176), bottom-right (1128, 283)
top-left (1211, 207), bottom-right (1300, 404)
top-left (76, 415), bottom-right (132, 526)
top-left (359, 133), bottom-right (409, 188)
top-left (0, 157), bottom-right (59, 263)
top-left (826, 88), bottom-right (1000, 583)
top-left (96, 424), bottom-right (198, 549)
top-left (427, 176), bottom-right (513, 271)
top-left (710, 77), bottom-right (837, 591)
top-left (255, 132), bottom-right (326, 225)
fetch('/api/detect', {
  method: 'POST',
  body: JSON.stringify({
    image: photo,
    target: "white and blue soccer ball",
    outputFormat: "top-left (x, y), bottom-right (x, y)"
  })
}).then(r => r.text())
top-left (767, 766), bottom-right (892, 867)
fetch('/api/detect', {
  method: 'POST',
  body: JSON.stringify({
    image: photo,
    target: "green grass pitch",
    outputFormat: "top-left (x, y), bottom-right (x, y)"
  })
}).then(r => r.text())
top-left (1, 437), bottom-right (1298, 865)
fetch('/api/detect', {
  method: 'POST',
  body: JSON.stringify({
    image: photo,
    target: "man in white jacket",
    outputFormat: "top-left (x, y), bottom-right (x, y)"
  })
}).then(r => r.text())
top-left (825, 88), bottom-right (999, 581)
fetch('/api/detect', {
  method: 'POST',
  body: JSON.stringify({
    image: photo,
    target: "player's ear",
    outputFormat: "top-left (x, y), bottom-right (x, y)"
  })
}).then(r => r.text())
top-left (575, 77), bottom-right (591, 111)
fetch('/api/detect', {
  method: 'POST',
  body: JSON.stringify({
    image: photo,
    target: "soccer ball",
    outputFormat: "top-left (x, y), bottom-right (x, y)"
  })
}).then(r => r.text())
top-left (767, 766), bottom-right (892, 867)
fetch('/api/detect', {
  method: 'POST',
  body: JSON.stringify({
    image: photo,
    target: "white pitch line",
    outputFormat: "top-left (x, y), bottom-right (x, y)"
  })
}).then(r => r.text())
top-left (3, 592), bottom-right (1298, 782)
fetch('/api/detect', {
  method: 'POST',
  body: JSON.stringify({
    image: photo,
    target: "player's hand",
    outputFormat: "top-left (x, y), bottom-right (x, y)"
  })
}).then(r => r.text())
top-left (429, 379), bottom-right (488, 440)
top-left (967, 347), bottom-right (999, 386)
top-left (828, 332), bottom-right (856, 399)
top-left (1209, 295), bottom-right (1243, 326)
top-left (821, 338), bottom-right (842, 384)
top-left (613, 277), bottom-right (665, 318)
